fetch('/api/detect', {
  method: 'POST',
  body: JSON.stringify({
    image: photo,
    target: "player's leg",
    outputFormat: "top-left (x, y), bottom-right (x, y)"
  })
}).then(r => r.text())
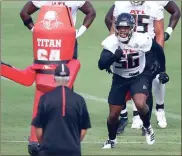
top-left (103, 74), bottom-right (128, 149)
top-left (131, 100), bottom-right (143, 129)
top-left (153, 75), bottom-right (167, 128)
top-left (130, 75), bottom-right (155, 145)
top-left (141, 91), bottom-right (153, 136)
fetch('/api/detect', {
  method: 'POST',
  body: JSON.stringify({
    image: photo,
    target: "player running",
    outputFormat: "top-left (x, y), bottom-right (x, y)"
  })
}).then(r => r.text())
top-left (104, 1), bottom-right (180, 134)
top-left (98, 12), bottom-right (169, 148)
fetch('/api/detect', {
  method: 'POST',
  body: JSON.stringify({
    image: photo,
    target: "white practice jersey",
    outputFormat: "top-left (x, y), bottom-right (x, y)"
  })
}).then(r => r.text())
top-left (101, 32), bottom-right (153, 78)
top-left (31, 1), bottom-right (86, 26)
top-left (156, 1), bottom-right (169, 7)
top-left (113, 1), bottom-right (164, 39)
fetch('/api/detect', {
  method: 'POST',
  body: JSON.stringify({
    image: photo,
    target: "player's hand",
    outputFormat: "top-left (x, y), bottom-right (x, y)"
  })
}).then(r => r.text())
top-left (106, 68), bottom-right (112, 74)
top-left (158, 72), bottom-right (169, 84)
top-left (114, 46), bottom-right (124, 61)
top-left (164, 32), bottom-right (170, 41)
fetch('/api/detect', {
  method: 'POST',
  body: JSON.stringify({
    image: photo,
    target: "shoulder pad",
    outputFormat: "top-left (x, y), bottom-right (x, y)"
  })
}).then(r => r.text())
top-left (101, 34), bottom-right (119, 54)
top-left (129, 33), bottom-right (152, 52)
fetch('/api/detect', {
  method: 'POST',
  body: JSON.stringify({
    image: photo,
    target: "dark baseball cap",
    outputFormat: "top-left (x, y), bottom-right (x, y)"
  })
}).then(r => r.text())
top-left (54, 63), bottom-right (70, 77)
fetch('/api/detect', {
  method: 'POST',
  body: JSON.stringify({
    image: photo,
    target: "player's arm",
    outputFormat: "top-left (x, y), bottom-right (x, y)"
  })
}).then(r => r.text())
top-left (98, 47), bottom-right (122, 70)
top-left (105, 5), bottom-right (115, 31)
top-left (154, 19), bottom-right (164, 48)
top-left (20, 1), bottom-right (39, 31)
top-left (150, 40), bottom-right (166, 72)
top-left (76, 1), bottom-right (96, 38)
top-left (79, 1), bottom-right (96, 28)
top-left (150, 40), bottom-right (169, 83)
top-left (164, 1), bottom-right (181, 41)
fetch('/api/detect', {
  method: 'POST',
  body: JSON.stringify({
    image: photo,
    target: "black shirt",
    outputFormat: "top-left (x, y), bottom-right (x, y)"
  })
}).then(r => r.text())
top-left (32, 86), bottom-right (91, 155)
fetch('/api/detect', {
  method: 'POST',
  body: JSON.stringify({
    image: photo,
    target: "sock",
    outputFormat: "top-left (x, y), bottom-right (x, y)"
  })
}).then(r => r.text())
top-left (139, 111), bottom-right (150, 128)
top-left (120, 104), bottom-right (128, 119)
top-left (156, 103), bottom-right (164, 111)
top-left (153, 75), bottom-right (165, 109)
top-left (132, 100), bottom-right (139, 117)
top-left (146, 91), bottom-right (153, 120)
top-left (107, 120), bottom-right (119, 140)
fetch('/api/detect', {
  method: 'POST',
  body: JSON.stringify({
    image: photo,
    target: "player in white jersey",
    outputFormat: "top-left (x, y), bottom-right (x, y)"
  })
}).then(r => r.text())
top-left (20, 1), bottom-right (96, 59)
top-left (104, 0), bottom-right (164, 134)
top-left (104, 1), bottom-right (180, 133)
top-left (98, 13), bottom-right (169, 148)
top-left (151, 1), bottom-right (181, 129)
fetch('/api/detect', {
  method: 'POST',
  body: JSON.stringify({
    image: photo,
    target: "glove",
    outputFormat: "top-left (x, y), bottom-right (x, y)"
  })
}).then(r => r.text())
top-left (164, 32), bottom-right (170, 41)
top-left (164, 27), bottom-right (173, 41)
top-left (76, 25), bottom-right (87, 38)
top-left (114, 46), bottom-right (124, 61)
top-left (150, 60), bottom-right (160, 74)
top-left (158, 72), bottom-right (169, 84)
top-left (106, 67), bottom-right (112, 74)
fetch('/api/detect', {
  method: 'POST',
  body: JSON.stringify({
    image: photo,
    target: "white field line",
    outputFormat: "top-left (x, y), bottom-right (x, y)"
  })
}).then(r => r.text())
top-left (1, 77), bottom-right (181, 121)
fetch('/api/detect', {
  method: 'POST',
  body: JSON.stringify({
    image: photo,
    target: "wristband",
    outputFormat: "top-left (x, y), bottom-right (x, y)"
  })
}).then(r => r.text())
top-left (165, 27), bottom-right (173, 36)
top-left (76, 25), bottom-right (87, 38)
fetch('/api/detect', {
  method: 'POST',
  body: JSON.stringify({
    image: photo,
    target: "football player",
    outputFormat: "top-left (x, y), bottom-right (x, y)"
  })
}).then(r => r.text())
top-left (104, 1), bottom-right (180, 134)
top-left (20, 1), bottom-right (96, 59)
top-left (153, 1), bottom-right (181, 129)
top-left (98, 13), bottom-right (169, 148)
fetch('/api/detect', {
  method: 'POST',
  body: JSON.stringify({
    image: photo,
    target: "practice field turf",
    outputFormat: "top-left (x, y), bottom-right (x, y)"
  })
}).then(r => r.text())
top-left (1, 1), bottom-right (181, 155)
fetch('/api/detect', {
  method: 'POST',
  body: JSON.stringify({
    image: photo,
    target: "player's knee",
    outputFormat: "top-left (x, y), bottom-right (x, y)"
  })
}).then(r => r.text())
top-left (108, 112), bottom-right (119, 122)
top-left (134, 98), bottom-right (146, 112)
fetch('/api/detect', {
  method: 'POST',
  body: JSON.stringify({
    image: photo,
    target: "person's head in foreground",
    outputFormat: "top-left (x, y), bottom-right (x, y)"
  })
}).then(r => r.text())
top-left (54, 63), bottom-right (70, 86)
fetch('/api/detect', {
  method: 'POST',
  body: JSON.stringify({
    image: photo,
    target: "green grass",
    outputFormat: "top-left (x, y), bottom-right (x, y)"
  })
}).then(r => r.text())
top-left (1, 1), bottom-right (181, 155)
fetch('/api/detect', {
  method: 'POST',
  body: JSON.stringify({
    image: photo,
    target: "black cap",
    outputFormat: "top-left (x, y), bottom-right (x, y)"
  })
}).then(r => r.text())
top-left (54, 63), bottom-right (70, 77)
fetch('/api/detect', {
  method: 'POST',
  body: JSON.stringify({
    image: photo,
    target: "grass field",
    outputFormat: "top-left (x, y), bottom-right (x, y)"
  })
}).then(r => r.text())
top-left (1, 1), bottom-right (181, 155)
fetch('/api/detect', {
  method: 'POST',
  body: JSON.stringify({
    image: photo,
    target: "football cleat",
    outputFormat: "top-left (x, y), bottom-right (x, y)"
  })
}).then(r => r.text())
top-left (102, 139), bottom-right (117, 149)
top-left (131, 116), bottom-right (143, 129)
top-left (156, 109), bottom-right (167, 128)
top-left (117, 118), bottom-right (128, 135)
top-left (143, 125), bottom-right (155, 145)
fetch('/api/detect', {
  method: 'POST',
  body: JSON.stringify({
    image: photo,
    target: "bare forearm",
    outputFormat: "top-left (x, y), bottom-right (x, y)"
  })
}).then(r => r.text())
top-left (165, 1), bottom-right (181, 30)
top-left (79, 1), bottom-right (96, 28)
top-left (82, 13), bottom-right (96, 28)
top-left (168, 12), bottom-right (181, 29)
top-left (20, 1), bottom-right (38, 30)
top-left (35, 128), bottom-right (43, 144)
top-left (105, 5), bottom-right (115, 31)
top-left (80, 129), bottom-right (87, 141)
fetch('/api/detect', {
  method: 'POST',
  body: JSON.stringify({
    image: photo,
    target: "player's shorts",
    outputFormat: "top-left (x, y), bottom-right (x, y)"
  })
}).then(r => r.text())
top-left (108, 69), bottom-right (153, 106)
top-left (73, 40), bottom-right (78, 59)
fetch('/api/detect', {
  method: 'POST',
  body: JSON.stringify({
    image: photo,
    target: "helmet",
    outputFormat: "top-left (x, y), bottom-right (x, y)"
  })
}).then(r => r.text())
top-left (130, 1), bottom-right (145, 5)
top-left (115, 13), bottom-right (136, 43)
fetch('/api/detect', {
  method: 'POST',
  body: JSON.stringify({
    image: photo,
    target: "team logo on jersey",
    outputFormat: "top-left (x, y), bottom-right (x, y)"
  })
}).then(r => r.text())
top-left (40, 11), bottom-right (63, 30)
